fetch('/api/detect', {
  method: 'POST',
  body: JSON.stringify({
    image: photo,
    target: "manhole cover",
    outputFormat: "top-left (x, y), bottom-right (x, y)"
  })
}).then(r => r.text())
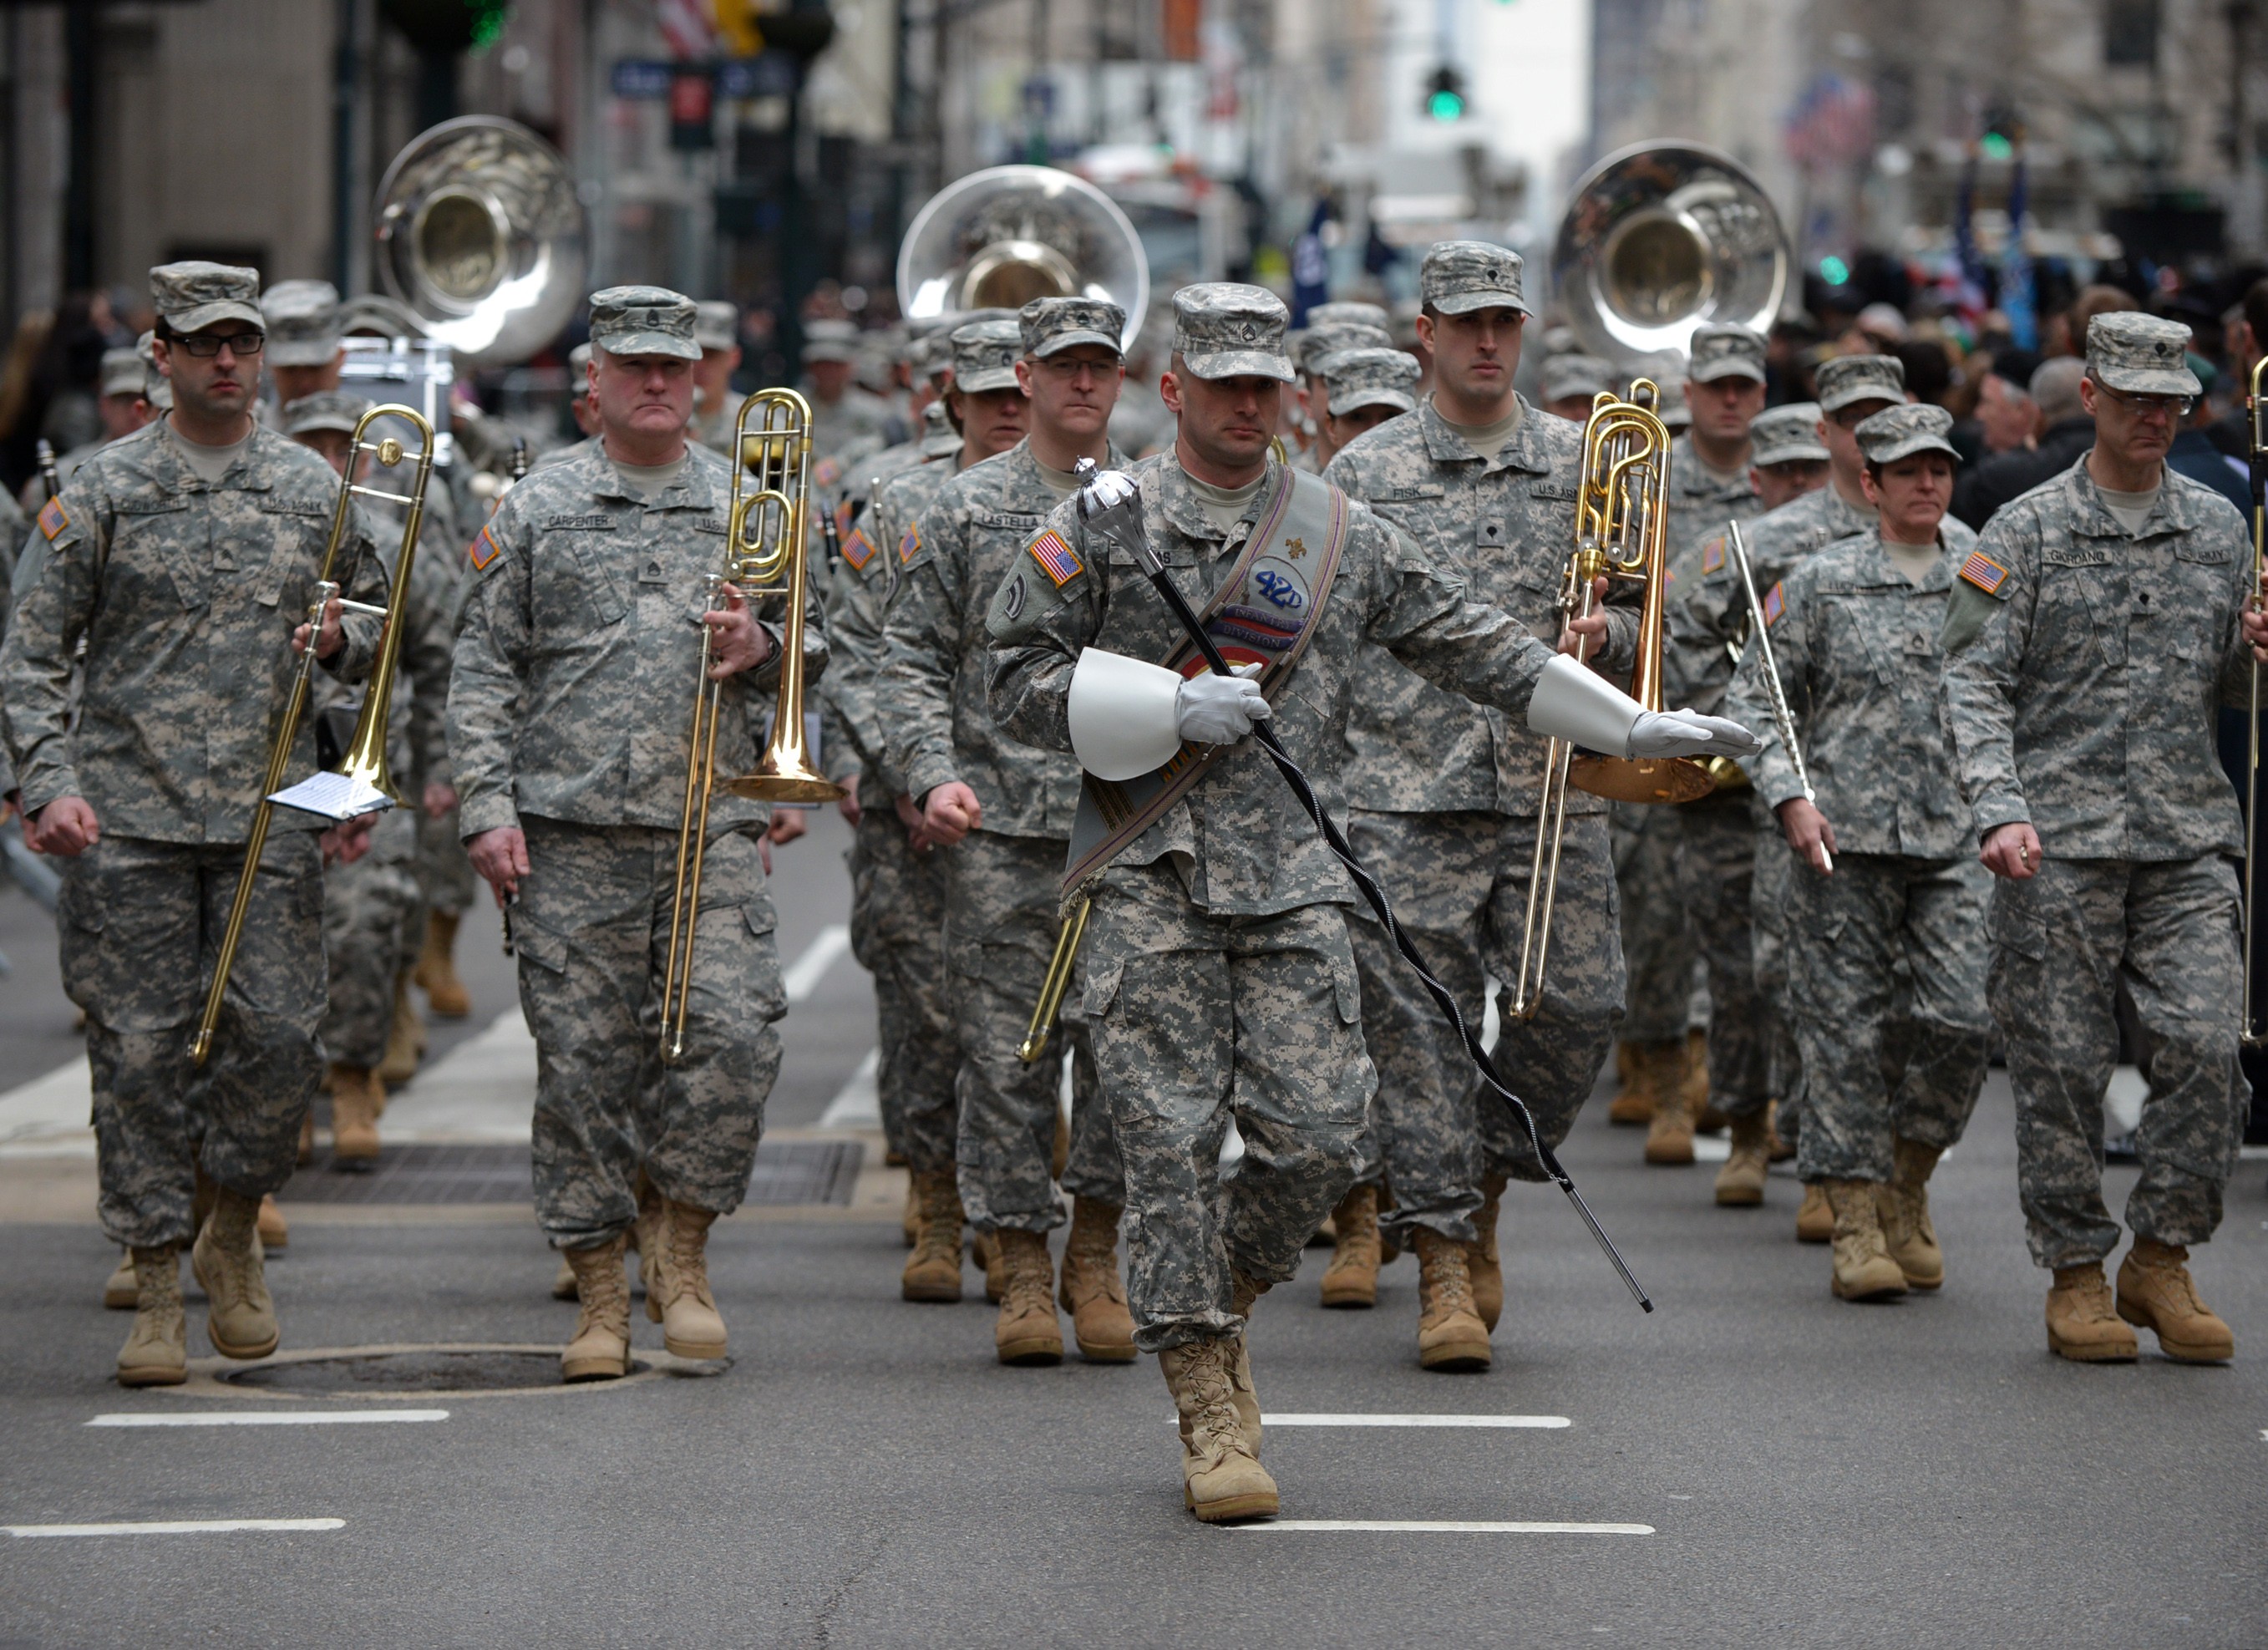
top-left (279, 1140), bottom-right (862, 1206)
top-left (179, 1343), bottom-right (712, 1399)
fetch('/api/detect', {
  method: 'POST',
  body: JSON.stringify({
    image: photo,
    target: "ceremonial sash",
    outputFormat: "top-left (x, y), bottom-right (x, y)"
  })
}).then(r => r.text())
top-left (1060, 466), bottom-right (1351, 901)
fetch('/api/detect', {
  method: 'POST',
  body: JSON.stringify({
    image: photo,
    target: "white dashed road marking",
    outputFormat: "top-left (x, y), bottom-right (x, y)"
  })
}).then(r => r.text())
top-left (87, 1410), bottom-right (449, 1428)
top-left (1258, 1414), bottom-right (1570, 1429)
top-left (1236, 1520), bottom-right (1653, 1536)
top-left (784, 925), bottom-right (852, 1002)
top-left (5, 1519), bottom-right (345, 1538)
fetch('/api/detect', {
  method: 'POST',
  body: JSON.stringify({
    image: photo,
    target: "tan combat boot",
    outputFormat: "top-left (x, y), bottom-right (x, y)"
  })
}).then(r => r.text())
top-left (992, 1228), bottom-right (1063, 1365)
top-left (1606, 1040), bottom-right (1655, 1125)
top-left (901, 1178), bottom-right (921, 1249)
top-left (901, 1169), bottom-right (966, 1303)
top-left (551, 1256), bottom-right (578, 1301)
top-left (1713, 1109), bottom-right (1770, 1207)
top-left (1823, 1180), bottom-right (1906, 1302)
top-left (647, 1198), bottom-right (728, 1359)
top-left (1412, 1227), bottom-right (1491, 1371)
top-left (377, 971), bottom-right (424, 1086)
top-left (631, 1175), bottom-right (660, 1300)
top-left (1159, 1338), bottom-right (1278, 1522)
top-left (1877, 1137), bottom-right (1944, 1289)
top-left (2116, 1238), bottom-right (2235, 1363)
top-left (1642, 1039), bottom-right (1698, 1165)
top-left (1469, 1170), bottom-right (1506, 1332)
top-left (1226, 1270), bottom-right (1269, 1449)
top-left (104, 1250), bottom-right (138, 1310)
top-left (256, 1194), bottom-right (288, 1252)
top-left (414, 910), bottom-right (471, 1018)
top-left (1317, 1184), bottom-right (1382, 1308)
top-left (328, 1064), bottom-right (382, 1169)
top-left (191, 1189), bottom-right (280, 1358)
top-left (1795, 1182), bottom-right (1833, 1243)
top-left (1058, 1196), bottom-right (1136, 1362)
top-left (972, 1230), bottom-right (1005, 1304)
top-left (1687, 1028), bottom-right (1727, 1134)
top-left (2046, 1262), bottom-right (2139, 1362)
top-left (117, 1246), bottom-right (187, 1387)
top-left (561, 1236), bottom-right (632, 1381)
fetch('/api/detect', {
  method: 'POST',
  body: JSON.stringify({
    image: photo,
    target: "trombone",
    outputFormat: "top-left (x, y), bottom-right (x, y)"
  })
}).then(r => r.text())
top-left (660, 388), bottom-right (842, 1063)
top-left (1726, 519), bottom-right (1829, 874)
top-left (1018, 898), bottom-right (1091, 1064)
top-left (1506, 379), bottom-right (1705, 1022)
top-left (190, 405), bottom-right (436, 1065)
top-left (2245, 358), bottom-right (2267, 1045)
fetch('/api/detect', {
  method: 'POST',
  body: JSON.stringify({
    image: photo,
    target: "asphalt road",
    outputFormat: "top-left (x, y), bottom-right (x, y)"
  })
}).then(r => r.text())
top-left (2, 809), bottom-right (2265, 1647)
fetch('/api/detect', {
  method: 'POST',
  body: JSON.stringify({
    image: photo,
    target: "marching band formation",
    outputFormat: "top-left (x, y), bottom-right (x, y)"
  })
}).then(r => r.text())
top-left (2, 135), bottom-right (2259, 1526)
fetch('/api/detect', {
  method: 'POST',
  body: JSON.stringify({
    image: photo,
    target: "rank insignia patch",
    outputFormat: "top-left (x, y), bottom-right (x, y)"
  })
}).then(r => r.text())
top-left (1028, 530), bottom-right (1083, 587)
top-left (1959, 551), bottom-right (2008, 595)
top-left (841, 526), bottom-right (875, 571)
top-left (36, 496), bottom-right (68, 540)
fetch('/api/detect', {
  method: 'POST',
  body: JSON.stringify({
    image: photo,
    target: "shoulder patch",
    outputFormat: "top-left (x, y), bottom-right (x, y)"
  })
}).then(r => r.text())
top-left (469, 522), bottom-right (504, 571)
top-left (37, 495), bottom-right (68, 540)
top-left (1701, 536), bottom-right (1725, 575)
top-left (1027, 529), bottom-right (1083, 587)
top-left (841, 525), bottom-right (875, 571)
top-left (835, 497), bottom-right (854, 536)
top-left (897, 523), bottom-right (921, 564)
top-left (1959, 551), bottom-right (2009, 597)
top-left (815, 457), bottom-right (843, 489)
top-left (1761, 581), bottom-right (1785, 627)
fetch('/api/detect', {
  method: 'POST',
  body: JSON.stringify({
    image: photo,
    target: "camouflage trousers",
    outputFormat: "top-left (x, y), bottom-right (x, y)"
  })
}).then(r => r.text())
top-left (513, 816), bottom-right (785, 1249)
top-left (1082, 860), bottom-right (1372, 1353)
top-left (60, 833), bottom-right (327, 1248)
top-left (1613, 800), bottom-right (1695, 1043)
top-left (1990, 855), bottom-right (2248, 1268)
top-left (944, 829), bottom-right (1122, 1232)
top-left (1751, 827), bottom-right (1805, 1139)
top-left (1788, 852), bottom-right (1991, 1185)
top-left (1346, 809), bottom-right (1624, 1235)
top-left (846, 783), bottom-right (956, 1174)
top-left (416, 801), bottom-right (477, 916)
top-left (322, 808), bottom-right (420, 1069)
top-left (1672, 795), bottom-right (1771, 1119)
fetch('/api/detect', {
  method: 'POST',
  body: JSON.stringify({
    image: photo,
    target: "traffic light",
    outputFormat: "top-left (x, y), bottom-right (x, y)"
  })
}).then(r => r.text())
top-left (1425, 66), bottom-right (1468, 121)
top-left (378, 0), bottom-right (509, 53)
top-left (714, 1), bottom-right (764, 56)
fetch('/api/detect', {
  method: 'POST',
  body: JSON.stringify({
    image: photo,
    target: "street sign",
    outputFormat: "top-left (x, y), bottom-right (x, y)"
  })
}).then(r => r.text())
top-left (612, 55), bottom-right (801, 103)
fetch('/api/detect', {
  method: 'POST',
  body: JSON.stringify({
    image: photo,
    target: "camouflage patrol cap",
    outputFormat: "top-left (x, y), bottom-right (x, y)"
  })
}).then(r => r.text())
top-left (1021, 296), bottom-right (1125, 358)
top-left (99, 348), bottom-right (145, 399)
top-left (1309, 301), bottom-right (1390, 332)
top-left (1687, 322), bottom-right (1766, 384)
top-left (1815, 353), bottom-right (1905, 413)
top-left (693, 301), bottom-right (738, 353)
top-left (1171, 283), bottom-right (1295, 383)
top-left (337, 293), bottom-right (429, 340)
top-left (951, 317), bottom-right (1025, 393)
top-left (589, 286), bottom-right (701, 360)
top-left (1854, 402), bottom-right (1960, 466)
top-left (137, 331), bottom-right (170, 411)
top-left (281, 389), bottom-right (370, 439)
top-left (151, 260), bottom-right (264, 334)
top-left (261, 279), bottom-right (342, 366)
top-left (1540, 353), bottom-right (1612, 407)
top-left (568, 343), bottom-right (592, 382)
top-left (1749, 402), bottom-right (1829, 467)
top-left (1390, 297), bottom-right (1423, 347)
top-left (920, 398), bottom-right (961, 456)
top-left (801, 317), bottom-right (859, 363)
top-left (1296, 321), bottom-right (1395, 376)
top-left (2086, 312), bottom-right (2201, 396)
top-left (1418, 241), bottom-right (1530, 317)
top-left (1322, 346), bottom-right (1421, 416)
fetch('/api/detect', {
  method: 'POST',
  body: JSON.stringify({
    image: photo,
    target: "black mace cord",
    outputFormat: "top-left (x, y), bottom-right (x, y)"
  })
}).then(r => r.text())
top-left (1104, 491), bottom-right (1652, 1311)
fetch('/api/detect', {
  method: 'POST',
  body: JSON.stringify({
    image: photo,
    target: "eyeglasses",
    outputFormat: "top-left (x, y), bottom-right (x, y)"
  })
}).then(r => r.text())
top-left (2094, 383), bottom-right (2193, 419)
top-left (170, 330), bottom-right (265, 358)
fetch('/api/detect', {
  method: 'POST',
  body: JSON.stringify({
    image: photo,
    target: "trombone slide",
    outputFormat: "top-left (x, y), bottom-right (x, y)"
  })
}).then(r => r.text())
top-left (1018, 898), bottom-right (1092, 1064)
top-left (1724, 520), bottom-right (1829, 875)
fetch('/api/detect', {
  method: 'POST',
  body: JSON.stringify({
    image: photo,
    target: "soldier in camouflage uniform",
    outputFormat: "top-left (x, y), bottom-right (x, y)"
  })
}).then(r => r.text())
top-left (1313, 346), bottom-right (1418, 472)
top-left (1323, 241), bottom-right (1644, 1369)
top-left (2, 262), bottom-right (388, 1388)
top-left (449, 287), bottom-right (824, 1381)
top-left (821, 317), bottom-right (1024, 1304)
top-left (688, 301), bottom-right (743, 455)
top-left (283, 391), bottom-right (459, 1167)
top-left (1290, 303), bottom-right (1394, 473)
top-left (882, 299), bottom-right (1136, 1366)
top-left (1540, 353), bottom-right (1612, 424)
top-left (804, 318), bottom-right (902, 474)
top-left (18, 348), bottom-right (151, 513)
top-left (985, 281), bottom-right (1754, 1521)
top-left (1730, 404), bottom-right (1991, 1299)
top-left (1944, 312), bottom-right (2254, 1365)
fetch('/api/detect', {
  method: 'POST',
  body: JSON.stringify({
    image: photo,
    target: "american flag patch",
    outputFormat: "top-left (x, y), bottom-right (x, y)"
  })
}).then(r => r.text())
top-left (841, 526), bottom-right (875, 571)
top-left (469, 523), bottom-right (503, 571)
top-left (1761, 581), bottom-right (1785, 627)
top-left (1027, 530), bottom-right (1083, 587)
top-left (36, 495), bottom-right (68, 540)
top-left (1701, 537), bottom-right (1724, 575)
top-left (815, 457), bottom-right (842, 488)
top-left (897, 524), bottom-right (921, 564)
top-left (1959, 551), bottom-right (2008, 595)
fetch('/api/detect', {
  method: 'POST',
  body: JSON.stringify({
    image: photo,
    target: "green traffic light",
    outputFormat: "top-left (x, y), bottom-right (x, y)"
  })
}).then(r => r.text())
top-left (1428, 89), bottom-right (1466, 120)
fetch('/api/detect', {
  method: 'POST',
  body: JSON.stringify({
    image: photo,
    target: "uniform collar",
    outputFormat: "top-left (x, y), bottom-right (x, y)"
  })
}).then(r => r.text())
top-left (140, 418), bottom-right (275, 495)
top-left (1414, 394), bottom-right (1551, 476)
top-left (1854, 526), bottom-right (1955, 591)
top-left (2060, 456), bottom-right (2206, 541)
top-left (1154, 451), bottom-right (1276, 544)
top-left (1670, 432), bottom-right (1758, 504)
top-left (586, 441), bottom-right (724, 510)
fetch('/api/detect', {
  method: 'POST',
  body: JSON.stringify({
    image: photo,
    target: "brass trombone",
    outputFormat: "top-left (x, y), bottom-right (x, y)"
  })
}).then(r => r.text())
top-left (1506, 379), bottom-right (1705, 1022)
top-left (660, 388), bottom-right (842, 1063)
top-left (2245, 357), bottom-right (2267, 1045)
top-left (190, 404), bottom-right (436, 1065)
top-left (1017, 898), bottom-right (1091, 1064)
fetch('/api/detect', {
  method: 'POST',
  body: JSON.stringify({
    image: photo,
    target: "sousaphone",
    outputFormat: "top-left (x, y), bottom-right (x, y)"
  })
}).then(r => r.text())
top-left (897, 165), bottom-right (1149, 350)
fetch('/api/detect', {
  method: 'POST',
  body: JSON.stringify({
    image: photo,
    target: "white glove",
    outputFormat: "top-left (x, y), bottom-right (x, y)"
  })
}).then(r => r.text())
top-left (1628, 707), bottom-right (1763, 760)
top-left (1176, 663), bottom-right (1270, 744)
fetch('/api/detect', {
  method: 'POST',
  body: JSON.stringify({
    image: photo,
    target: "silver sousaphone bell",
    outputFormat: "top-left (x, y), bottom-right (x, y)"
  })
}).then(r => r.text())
top-left (896, 164), bottom-right (1149, 350)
